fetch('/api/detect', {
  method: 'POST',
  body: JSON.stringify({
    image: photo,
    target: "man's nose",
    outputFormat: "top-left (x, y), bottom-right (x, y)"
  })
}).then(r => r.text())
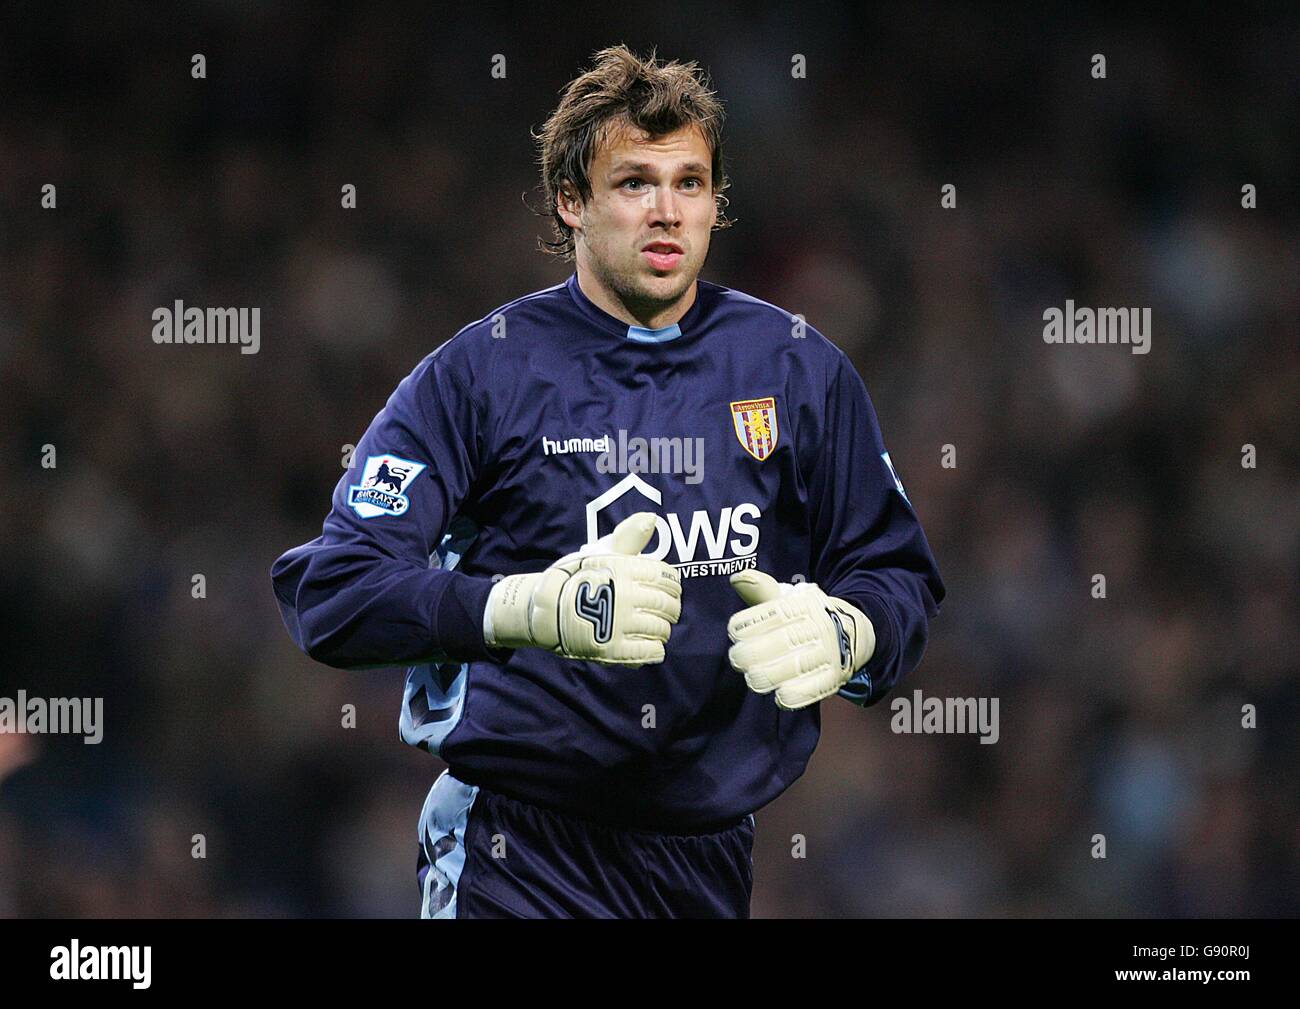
top-left (646, 185), bottom-right (681, 226)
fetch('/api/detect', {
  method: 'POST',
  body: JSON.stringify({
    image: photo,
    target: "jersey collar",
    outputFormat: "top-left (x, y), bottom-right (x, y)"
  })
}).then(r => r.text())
top-left (565, 272), bottom-right (704, 343)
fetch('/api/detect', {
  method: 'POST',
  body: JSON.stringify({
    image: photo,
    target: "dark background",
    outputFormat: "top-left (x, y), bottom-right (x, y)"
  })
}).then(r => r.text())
top-left (0, 3), bottom-right (1295, 916)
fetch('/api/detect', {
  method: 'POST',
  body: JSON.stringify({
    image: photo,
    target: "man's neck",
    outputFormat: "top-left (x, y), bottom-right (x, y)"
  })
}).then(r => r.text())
top-left (576, 265), bottom-right (697, 331)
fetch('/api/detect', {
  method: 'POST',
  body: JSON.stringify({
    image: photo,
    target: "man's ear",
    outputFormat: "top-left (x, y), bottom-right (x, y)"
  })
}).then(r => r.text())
top-left (556, 183), bottom-right (583, 231)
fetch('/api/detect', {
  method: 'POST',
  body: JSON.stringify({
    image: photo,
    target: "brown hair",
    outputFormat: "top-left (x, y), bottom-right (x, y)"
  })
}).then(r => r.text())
top-left (533, 45), bottom-right (733, 260)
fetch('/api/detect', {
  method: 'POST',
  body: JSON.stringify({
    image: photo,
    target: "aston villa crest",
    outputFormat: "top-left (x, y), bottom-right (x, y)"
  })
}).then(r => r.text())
top-left (730, 396), bottom-right (778, 461)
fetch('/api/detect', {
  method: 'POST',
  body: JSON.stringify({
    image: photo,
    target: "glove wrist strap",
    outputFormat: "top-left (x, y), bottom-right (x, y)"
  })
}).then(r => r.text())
top-left (484, 573), bottom-right (542, 648)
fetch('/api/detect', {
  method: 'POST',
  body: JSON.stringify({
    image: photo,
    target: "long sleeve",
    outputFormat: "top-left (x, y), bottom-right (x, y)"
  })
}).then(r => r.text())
top-left (806, 350), bottom-right (945, 706)
top-left (270, 347), bottom-right (505, 669)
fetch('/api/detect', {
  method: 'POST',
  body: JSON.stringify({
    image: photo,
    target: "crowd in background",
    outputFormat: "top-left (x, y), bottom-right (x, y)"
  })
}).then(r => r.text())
top-left (0, 4), bottom-right (1294, 916)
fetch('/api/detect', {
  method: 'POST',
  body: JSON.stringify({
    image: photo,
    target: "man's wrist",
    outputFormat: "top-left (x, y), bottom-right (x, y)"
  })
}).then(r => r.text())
top-left (482, 584), bottom-right (498, 645)
top-left (429, 570), bottom-right (510, 662)
top-left (833, 592), bottom-right (893, 704)
top-left (483, 572), bottom-right (542, 649)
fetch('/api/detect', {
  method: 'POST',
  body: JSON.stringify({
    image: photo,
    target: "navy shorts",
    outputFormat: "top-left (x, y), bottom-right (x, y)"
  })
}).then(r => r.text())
top-left (416, 770), bottom-right (756, 918)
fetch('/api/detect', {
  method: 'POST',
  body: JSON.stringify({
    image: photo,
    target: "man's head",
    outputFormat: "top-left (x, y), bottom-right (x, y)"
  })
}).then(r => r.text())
top-left (536, 45), bottom-right (731, 324)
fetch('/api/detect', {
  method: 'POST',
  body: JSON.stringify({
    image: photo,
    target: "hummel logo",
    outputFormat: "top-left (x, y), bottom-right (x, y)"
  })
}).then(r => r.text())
top-left (542, 435), bottom-right (611, 456)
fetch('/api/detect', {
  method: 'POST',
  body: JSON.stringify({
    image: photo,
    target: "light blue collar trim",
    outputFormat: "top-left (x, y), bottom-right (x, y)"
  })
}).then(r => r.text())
top-left (626, 323), bottom-right (682, 343)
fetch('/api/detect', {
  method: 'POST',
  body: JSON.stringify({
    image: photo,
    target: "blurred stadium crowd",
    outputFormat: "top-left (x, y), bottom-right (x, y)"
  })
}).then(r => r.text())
top-left (0, 5), bottom-right (1295, 916)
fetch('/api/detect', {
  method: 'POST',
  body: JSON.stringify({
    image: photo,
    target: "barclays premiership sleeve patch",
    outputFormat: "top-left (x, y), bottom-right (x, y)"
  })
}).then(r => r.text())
top-left (348, 454), bottom-right (428, 518)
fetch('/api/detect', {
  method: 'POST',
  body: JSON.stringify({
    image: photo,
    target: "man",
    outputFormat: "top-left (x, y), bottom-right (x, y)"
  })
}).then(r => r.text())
top-left (271, 45), bottom-right (944, 918)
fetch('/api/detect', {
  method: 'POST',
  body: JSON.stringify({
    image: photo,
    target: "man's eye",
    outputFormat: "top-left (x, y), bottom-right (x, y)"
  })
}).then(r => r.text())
top-left (621, 179), bottom-right (644, 190)
top-left (682, 178), bottom-right (703, 191)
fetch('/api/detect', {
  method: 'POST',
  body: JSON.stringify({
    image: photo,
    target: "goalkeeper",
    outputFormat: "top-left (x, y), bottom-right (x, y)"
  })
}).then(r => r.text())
top-left (271, 45), bottom-right (944, 918)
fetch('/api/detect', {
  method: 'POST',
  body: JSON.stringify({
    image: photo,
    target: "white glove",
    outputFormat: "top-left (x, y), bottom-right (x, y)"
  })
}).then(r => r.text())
top-left (727, 570), bottom-right (876, 710)
top-left (484, 512), bottom-right (682, 666)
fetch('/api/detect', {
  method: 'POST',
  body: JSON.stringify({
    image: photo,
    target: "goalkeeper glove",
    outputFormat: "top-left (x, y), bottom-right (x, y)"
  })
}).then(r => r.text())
top-left (484, 512), bottom-right (682, 666)
top-left (727, 570), bottom-right (876, 710)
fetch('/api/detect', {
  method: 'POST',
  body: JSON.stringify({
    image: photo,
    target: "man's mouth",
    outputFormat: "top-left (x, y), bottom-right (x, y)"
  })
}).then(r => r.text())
top-left (642, 242), bottom-right (683, 271)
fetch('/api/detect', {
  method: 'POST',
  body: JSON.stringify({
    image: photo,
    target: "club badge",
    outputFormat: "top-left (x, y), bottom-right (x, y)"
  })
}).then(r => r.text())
top-left (730, 396), bottom-right (779, 461)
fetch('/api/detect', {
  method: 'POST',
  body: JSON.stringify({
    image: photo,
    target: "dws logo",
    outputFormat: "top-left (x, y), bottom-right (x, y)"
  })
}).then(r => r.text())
top-left (586, 474), bottom-right (760, 579)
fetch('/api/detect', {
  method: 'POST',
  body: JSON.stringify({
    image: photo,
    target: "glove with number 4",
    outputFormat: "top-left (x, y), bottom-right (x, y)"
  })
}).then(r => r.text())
top-left (727, 570), bottom-right (876, 710)
top-left (484, 512), bottom-right (682, 666)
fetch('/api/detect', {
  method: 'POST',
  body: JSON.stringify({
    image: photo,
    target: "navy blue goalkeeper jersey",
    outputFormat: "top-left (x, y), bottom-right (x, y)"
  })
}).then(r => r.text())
top-left (271, 273), bottom-right (945, 832)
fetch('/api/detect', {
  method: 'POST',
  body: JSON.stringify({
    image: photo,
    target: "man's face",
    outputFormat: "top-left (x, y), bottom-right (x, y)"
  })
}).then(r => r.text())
top-left (558, 121), bottom-right (717, 315)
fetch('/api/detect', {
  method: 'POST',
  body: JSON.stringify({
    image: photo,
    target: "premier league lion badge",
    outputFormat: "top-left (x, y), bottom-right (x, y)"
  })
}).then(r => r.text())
top-left (348, 454), bottom-right (427, 518)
